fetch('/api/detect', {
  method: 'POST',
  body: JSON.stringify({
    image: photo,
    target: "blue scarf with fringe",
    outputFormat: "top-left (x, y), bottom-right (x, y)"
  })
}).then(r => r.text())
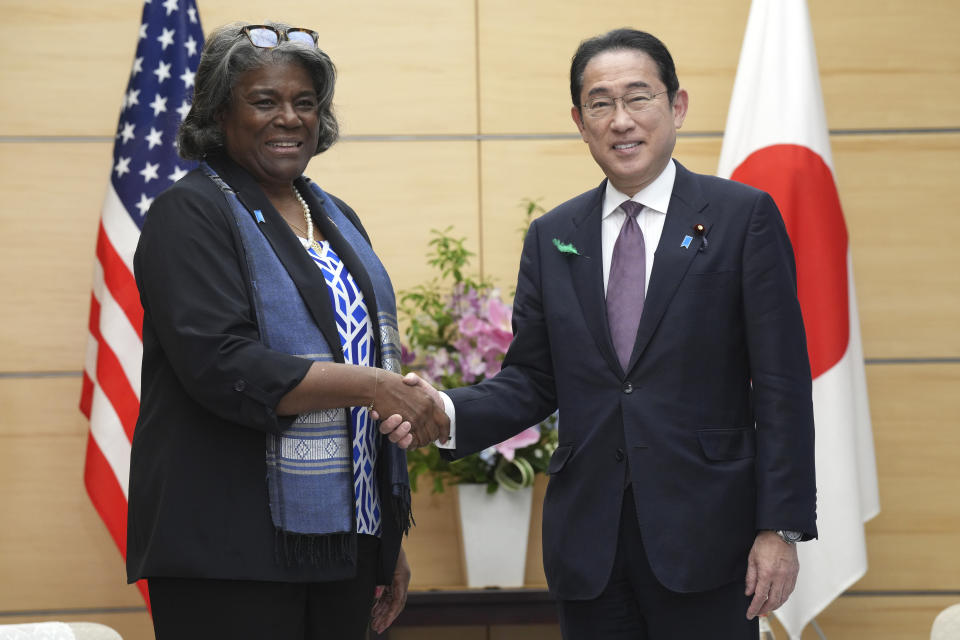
top-left (201, 162), bottom-right (411, 566)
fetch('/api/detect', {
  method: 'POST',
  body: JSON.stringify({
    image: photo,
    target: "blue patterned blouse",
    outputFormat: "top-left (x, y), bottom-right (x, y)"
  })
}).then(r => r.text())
top-left (301, 237), bottom-right (382, 537)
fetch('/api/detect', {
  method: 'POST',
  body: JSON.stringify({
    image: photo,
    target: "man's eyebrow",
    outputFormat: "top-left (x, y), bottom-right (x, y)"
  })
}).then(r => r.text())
top-left (586, 80), bottom-right (652, 98)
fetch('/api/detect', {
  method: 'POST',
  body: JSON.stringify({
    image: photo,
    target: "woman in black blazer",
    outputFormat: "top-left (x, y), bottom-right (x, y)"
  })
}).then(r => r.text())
top-left (126, 21), bottom-right (447, 639)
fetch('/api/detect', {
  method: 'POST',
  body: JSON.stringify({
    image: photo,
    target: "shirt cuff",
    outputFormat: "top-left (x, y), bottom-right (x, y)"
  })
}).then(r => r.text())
top-left (436, 391), bottom-right (456, 449)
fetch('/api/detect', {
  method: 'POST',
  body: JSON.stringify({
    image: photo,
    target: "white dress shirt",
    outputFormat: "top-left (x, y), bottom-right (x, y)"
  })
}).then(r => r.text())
top-left (437, 160), bottom-right (679, 448)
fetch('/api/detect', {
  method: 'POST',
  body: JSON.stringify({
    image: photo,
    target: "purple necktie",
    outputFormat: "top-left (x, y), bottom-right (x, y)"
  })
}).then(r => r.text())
top-left (607, 200), bottom-right (646, 369)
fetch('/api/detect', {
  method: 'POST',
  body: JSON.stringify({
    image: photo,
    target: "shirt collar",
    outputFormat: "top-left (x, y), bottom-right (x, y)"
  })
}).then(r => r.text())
top-left (601, 159), bottom-right (677, 220)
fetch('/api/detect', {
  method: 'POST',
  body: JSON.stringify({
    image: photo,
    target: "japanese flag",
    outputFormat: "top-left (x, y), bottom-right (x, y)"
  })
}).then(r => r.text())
top-left (717, 0), bottom-right (881, 637)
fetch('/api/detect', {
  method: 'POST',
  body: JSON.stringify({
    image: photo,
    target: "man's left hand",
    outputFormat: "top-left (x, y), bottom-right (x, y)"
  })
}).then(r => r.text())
top-left (744, 530), bottom-right (799, 620)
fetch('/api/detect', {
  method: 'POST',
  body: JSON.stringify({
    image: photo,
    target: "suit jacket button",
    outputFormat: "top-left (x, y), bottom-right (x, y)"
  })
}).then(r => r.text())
top-left (622, 382), bottom-right (633, 394)
top-left (233, 379), bottom-right (247, 392)
top-left (615, 448), bottom-right (625, 462)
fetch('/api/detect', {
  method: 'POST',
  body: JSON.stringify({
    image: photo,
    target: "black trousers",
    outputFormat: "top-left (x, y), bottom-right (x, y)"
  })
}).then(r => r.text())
top-left (556, 488), bottom-right (758, 640)
top-left (148, 535), bottom-right (380, 640)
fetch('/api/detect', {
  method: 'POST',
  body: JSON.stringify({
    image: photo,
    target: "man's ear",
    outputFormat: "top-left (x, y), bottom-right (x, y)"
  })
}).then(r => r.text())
top-left (672, 88), bottom-right (689, 130)
top-left (571, 105), bottom-right (587, 141)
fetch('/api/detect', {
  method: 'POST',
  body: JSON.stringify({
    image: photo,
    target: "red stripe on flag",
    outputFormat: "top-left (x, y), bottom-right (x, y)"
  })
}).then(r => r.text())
top-left (83, 436), bottom-right (128, 556)
top-left (80, 373), bottom-right (94, 419)
top-left (731, 144), bottom-right (849, 378)
top-left (83, 436), bottom-right (152, 610)
top-left (96, 222), bottom-right (144, 339)
top-left (87, 296), bottom-right (140, 438)
top-left (80, 292), bottom-right (101, 418)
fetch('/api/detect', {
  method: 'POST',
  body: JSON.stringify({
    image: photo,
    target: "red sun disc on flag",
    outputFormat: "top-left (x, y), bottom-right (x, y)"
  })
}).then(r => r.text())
top-left (732, 143), bottom-right (849, 379)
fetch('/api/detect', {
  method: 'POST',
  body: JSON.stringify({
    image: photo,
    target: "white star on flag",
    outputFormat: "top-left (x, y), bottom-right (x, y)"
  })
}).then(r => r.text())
top-left (114, 157), bottom-right (131, 177)
top-left (180, 68), bottom-right (196, 88)
top-left (153, 61), bottom-right (171, 83)
top-left (157, 27), bottom-right (175, 50)
top-left (176, 100), bottom-right (191, 120)
top-left (149, 94), bottom-right (168, 117)
top-left (185, 36), bottom-right (198, 56)
top-left (132, 57), bottom-right (143, 76)
top-left (188, 7), bottom-right (197, 23)
top-left (139, 161), bottom-right (160, 183)
top-left (168, 166), bottom-right (189, 182)
top-left (145, 127), bottom-right (163, 149)
top-left (125, 88), bottom-right (140, 109)
top-left (118, 122), bottom-right (136, 144)
top-left (139, 23), bottom-right (147, 39)
top-left (135, 192), bottom-right (155, 216)
top-left (162, 0), bottom-right (178, 15)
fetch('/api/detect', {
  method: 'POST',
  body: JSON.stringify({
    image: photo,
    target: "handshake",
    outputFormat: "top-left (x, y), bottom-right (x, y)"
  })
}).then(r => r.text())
top-left (372, 372), bottom-right (450, 449)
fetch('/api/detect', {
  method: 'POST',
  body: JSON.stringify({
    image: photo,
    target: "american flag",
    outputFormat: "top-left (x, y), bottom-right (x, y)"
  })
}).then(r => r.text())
top-left (80, 0), bottom-right (204, 602)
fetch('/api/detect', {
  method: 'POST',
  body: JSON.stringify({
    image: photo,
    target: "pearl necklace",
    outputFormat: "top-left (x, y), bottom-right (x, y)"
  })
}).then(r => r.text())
top-left (293, 185), bottom-right (323, 253)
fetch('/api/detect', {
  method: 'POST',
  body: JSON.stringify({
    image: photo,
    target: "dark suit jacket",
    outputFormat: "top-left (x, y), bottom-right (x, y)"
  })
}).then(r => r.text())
top-left (127, 152), bottom-right (404, 585)
top-left (447, 161), bottom-right (817, 599)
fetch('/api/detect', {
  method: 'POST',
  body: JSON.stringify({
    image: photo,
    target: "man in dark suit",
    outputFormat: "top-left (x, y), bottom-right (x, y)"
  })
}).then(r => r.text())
top-left (382, 28), bottom-right (817, 639)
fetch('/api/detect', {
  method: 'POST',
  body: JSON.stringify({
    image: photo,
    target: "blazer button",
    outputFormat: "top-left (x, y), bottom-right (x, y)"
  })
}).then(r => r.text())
top-left (622, 381), bottom-right (633, 394)
top-left (615, 448), bottom-right (625, 462)
top-left (233, 379), bottom-right (247, 392)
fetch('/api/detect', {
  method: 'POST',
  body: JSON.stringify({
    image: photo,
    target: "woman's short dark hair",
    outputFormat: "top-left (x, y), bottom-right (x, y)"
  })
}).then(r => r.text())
top-left (178, 21), bottom-right (339, 160)
top-left (570, 28), bottom-right (679, 112)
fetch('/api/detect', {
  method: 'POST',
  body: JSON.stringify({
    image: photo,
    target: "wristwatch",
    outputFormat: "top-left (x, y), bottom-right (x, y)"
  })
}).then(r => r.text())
top-left (776, 529), bottom-right (803, 544)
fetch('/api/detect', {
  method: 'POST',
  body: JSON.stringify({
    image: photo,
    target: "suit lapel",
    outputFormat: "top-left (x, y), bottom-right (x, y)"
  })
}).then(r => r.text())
top-left (627, 163), bottom-right (710, 371)
top-left (564, 181), bottom-right (623, 375)
top-left (209, 154), bottom-right (344, 362)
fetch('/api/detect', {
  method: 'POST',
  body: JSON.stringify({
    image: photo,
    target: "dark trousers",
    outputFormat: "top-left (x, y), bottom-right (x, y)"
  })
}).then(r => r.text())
top-left (557, 488), bottom-right (758, 640)
top-left (148, 536), bottom-right (380, 640)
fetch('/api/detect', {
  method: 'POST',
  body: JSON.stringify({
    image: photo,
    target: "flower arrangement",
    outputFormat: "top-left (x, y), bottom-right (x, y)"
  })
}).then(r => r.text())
top-left (400, 202), bottom-right (557, 494)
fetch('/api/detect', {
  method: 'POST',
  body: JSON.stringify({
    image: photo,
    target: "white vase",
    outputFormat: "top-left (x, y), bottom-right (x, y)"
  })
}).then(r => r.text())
top-left (456, 483), bottom-right (534, 588)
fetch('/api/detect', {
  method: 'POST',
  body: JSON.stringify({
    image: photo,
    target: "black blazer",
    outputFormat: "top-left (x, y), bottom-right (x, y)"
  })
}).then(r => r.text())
top-left (127, 152), bottom-right (403, 585)
top-left (447, 162), bottom-right (817, 598)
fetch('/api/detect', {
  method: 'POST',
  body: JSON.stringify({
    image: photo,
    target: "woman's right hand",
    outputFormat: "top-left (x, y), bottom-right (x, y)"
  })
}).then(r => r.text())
top-left (373, 372), bottom-right (449, 446)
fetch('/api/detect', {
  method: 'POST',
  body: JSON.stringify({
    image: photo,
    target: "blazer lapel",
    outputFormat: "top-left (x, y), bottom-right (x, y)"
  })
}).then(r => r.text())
top-left (209, 154), bottom-right (344, 362)
top-left (565, 181), bottom-right (623, 375)
top-left (626, 163), bottom-right (710, 371)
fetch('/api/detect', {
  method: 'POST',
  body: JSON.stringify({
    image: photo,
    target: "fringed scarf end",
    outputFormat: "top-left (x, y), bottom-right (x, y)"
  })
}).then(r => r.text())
top-left (273, 529), bottom-right (357, 568)
top-left (392, 483), bottom-right (414, 536)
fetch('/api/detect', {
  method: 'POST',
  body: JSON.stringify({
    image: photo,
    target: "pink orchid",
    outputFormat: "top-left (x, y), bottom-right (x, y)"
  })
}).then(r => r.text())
top-left (495, 427), bottom-right (541, 461)
top-left (458, 314), bottom-right (483, 338)
top-left (487, 295), bottom-right (513, 331)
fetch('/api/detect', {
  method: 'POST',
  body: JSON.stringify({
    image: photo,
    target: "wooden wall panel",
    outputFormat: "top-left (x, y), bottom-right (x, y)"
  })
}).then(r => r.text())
top-left (835, 134), bottom-right (960, 358)
top-left (0, 430), bottom-right (144, 611)
top-left (477, 0), bottom-right (960, 134)
top-left (476, 0), bottom-right (748, 135)
top-left (199, 0), bottom-right (478, 136)
top-left (854, 364), bottom-right (960, 590)
top-left (0, 0), bottom-right (476, 137)
top-left (0, 143), bottom-right (108, 372)
top-left (0, 0), bottom-right (144, 136)
top-left (305, 140), bottom-right (479, 294)
top-left (811, 0), bottom-right (960, 130)
top-left (0, 377), bottom-right (88, 437)
top-left (769, 595), bottom-right (960, 640)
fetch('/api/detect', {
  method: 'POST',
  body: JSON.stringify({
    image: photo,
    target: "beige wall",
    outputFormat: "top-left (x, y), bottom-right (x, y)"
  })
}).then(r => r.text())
top-left (1, 1), bottom-right (958, 639)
